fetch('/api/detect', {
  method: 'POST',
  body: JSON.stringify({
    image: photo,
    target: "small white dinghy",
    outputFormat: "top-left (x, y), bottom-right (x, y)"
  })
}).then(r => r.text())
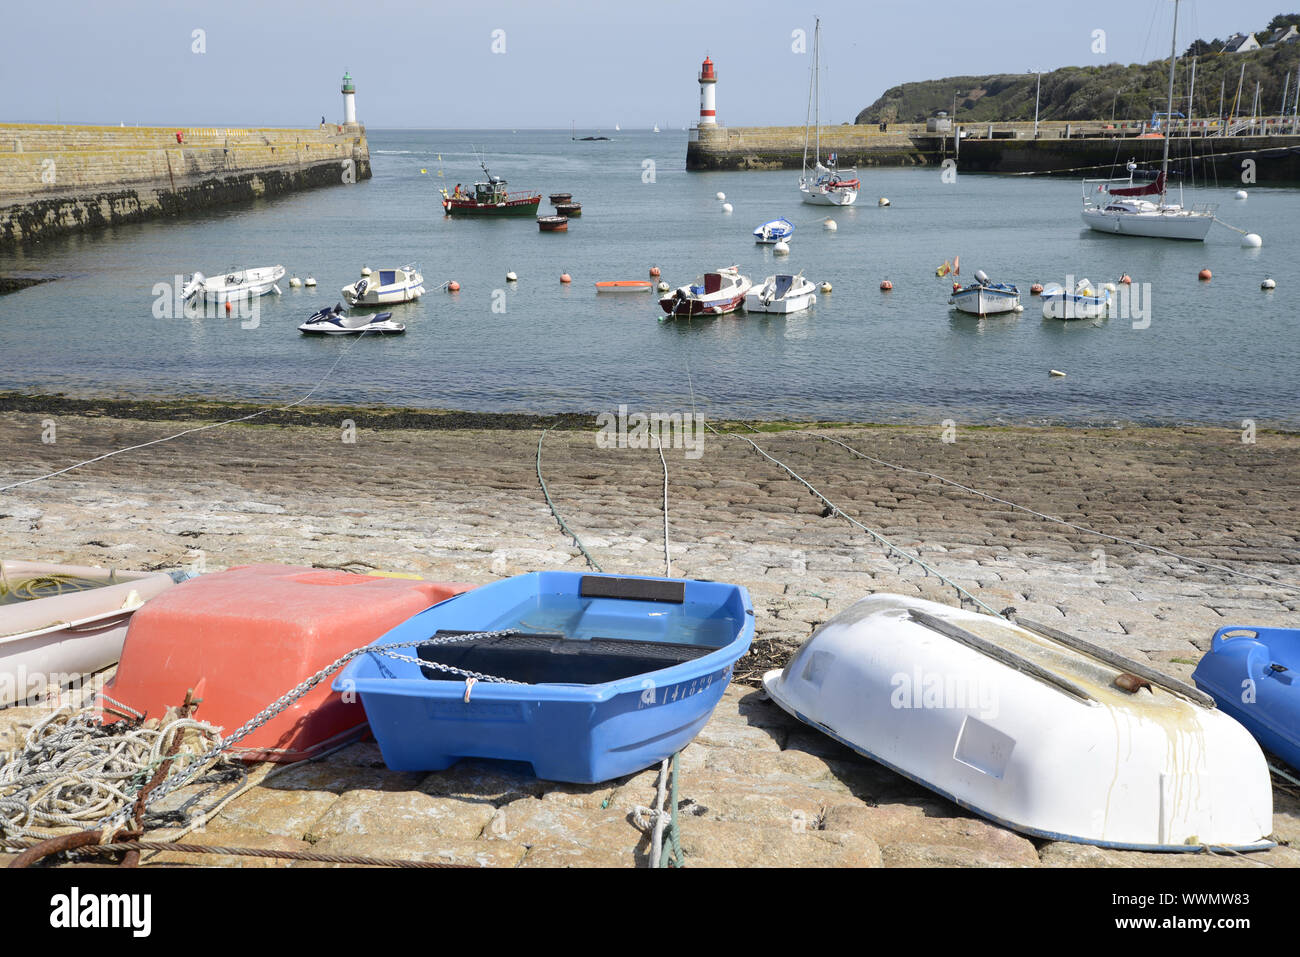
top-left (744, 273), bottom-right (817, 314)
top-left (1041, 278), bottom-right (1112, 320)
top-left (183, 265), bottom-right (285, 302)
top-left (0, 561), bottom-right (174, 707)
top-left (763, 593), bottom-right (1273, 851)
top-left (298, 303), bottom-right (406, 335)
top-left (342, 265), bottom-right (424, 306)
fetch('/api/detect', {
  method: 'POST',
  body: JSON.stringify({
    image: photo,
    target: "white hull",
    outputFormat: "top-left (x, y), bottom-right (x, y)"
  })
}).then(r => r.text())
top-left (1081, 205), bottom-right (1214, 240)
top-left (1042, 293), bottom-right (1110, 320)
top-left (188, 265), bottom-right (286, 302)
top-left (744, 275), bottom-right (817, 314)
top-left (342, 268), bottom-right (424, 306)
top-left (763, 594), bottom-right (1274, 850)
top-left (799, 182), bottom-right (858, 206)
top-left (950, 287), bottom-right (1021, 316)
top-left (0, 561), bottom-right (174, 707)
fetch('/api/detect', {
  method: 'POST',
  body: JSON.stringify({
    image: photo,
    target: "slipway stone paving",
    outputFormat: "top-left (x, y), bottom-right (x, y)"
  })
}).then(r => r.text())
top-left (0, 412), bottom-right (1297, 867)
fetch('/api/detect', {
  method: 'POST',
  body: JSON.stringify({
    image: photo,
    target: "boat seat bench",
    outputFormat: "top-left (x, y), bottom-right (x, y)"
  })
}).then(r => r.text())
top-left (418, 630), bottom-right (715, 684)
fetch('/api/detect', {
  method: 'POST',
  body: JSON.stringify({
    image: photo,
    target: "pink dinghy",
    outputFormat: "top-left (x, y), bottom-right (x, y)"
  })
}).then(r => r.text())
top-left (104, 565), bottom-right (474, 761)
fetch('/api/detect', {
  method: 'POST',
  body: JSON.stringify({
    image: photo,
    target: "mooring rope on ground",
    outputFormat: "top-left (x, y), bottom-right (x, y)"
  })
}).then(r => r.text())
top-left (799, 431), bottom-right (1300, 594)
top-left (0, 332), bottom-right (373, 495)
top-left (654, 436), bottom-right (672, 577)
top-left (709, 424), bottom-right (1003, 617)
top-left (535, 428), bottom-right (604, 572)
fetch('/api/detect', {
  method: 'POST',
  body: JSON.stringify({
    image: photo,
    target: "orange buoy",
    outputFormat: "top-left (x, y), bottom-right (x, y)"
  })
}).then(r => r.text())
top-left (1198, 268), bottom-right (1212, 281)
top-left (649, 266), bottom-right (661, 277)
top-left (1119, 274), bottom-right (1132, 284)
top-left (879, 280), bottom-right (893, 291)
top-left (224, 301), bottom-right (232, 313)
top-left (560, 273), bottom-right (572, 284)
top-left (1030, 283), bottom-right (1044, 295)
top-left (447, 280), bottom-right (460, 292)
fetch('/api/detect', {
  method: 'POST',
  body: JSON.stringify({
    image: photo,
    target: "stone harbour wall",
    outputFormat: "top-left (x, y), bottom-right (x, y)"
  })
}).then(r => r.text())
top-left (0, 123), bottom-right (371, 246)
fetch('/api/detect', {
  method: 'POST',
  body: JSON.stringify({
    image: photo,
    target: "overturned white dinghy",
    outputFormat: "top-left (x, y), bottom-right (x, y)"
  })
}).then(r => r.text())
top-left (763, 594), bottom-right (1273, 851)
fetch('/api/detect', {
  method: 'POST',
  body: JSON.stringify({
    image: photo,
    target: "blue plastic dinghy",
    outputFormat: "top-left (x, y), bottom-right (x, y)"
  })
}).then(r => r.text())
top-left (334, 571), bottom-right (754, 782)
top-left (1193, 624), bottom-right (1300, 772)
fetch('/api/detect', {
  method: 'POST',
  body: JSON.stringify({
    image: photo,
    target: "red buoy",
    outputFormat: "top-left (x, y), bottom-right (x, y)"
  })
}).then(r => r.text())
top-left (649, 266), bottom-right (661, 277)
top-left (224, 301), bottom-right (232, 313)
top-left (560, 273), bottom-right (572, 284)
top-left (1030, 283), bottom-right (1044, 295)
top-left (447, 280), bottom-right (460, 292)
top-left (879, 280), bottom-right (893, 291)
top-left (1198, 269), bottom-right (1212, 281)
top-left (1119, 274), bottom-right (1132, 284)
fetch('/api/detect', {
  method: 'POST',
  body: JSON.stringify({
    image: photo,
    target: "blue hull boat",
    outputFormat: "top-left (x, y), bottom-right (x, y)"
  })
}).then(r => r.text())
top-left (1193, 625), bottom-right (1300, 772)
top-left (334, 572), bottom-right (754, 782)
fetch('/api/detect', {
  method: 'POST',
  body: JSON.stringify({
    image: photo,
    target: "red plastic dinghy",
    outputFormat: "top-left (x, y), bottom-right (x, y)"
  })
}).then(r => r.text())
top-left (104, 565), bottom-right (473, 761)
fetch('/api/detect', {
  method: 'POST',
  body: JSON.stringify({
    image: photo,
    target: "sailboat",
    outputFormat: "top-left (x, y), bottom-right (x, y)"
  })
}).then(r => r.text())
top-left (1080, 0), bottom-right (1214, 240)
top-left (799, 18), bottom-right (859, 206)
top-left (653, 123), bottom-right (661, 133)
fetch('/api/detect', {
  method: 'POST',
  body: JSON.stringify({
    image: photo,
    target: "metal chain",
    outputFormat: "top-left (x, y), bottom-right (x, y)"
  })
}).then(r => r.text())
top-left (95, 628), bottom-right (526, 830)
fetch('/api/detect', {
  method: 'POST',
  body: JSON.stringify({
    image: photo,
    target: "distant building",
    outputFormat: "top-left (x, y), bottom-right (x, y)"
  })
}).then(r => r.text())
top-left (1222, 32), bottom-right (1261, 53)
top-left (926, 112), bottom-right (952, 133)
top-left (1265, 25), bottom-right (1300, 46)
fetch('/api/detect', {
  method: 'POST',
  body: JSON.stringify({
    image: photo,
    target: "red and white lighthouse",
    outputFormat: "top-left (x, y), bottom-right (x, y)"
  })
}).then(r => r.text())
top-left (698, 56), bottom-right (718, 126)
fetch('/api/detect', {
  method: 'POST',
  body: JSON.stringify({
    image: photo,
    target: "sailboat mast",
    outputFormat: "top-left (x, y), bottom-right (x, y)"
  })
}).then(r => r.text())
top-left (802, 19), bottom-right (816, 175)
top-left (814, 20), bottom-right (821, 165)
top-left (1187, 55), bottom-right (1196, 129)
top-left (1160, 0), bottom-right (1178, 188)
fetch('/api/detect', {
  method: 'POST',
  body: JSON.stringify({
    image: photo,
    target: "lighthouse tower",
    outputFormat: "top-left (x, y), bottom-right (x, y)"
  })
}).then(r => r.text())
top-left (341, 72), bottom-right (357, 126)
top-left (698, 57), bottom-right (717, 126)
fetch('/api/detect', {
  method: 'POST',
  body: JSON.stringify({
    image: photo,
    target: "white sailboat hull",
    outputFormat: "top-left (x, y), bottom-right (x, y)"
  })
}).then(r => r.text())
top-left (799, 182), bottom-right (858, 206)
top-left (1081, 205), bottom-right (1214, 241)
top-left (763, 593), bottom-right (1274, 850)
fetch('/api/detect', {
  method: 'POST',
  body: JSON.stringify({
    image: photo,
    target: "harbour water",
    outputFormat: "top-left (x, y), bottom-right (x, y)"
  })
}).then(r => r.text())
top-left (1, 128), bottom-right (1297, 428)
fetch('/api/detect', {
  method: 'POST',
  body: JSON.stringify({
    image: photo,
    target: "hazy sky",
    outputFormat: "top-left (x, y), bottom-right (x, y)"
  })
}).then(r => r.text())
top-left (4, 0), bottom-right (1287, 128)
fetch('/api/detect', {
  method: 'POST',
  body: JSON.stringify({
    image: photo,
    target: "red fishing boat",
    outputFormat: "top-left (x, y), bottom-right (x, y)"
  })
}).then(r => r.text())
top-left (659, 266), bottom-right (752, 317)
top-left (441, 156), bottom-right (540, 217)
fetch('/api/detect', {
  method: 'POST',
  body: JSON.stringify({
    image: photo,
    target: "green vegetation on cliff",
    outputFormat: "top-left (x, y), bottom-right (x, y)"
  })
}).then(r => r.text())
top-left (856, 15), bottom-right (1300, 125)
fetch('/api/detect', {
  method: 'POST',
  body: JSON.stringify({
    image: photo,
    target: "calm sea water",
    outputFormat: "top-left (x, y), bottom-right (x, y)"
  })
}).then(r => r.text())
top-left (1, 129), bottom-right (1297, 427)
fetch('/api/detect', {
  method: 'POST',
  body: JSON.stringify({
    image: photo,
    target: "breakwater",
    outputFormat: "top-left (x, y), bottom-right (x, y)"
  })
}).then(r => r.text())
top-left (686, 121), bottom-right (1300, 181)
top-left (0, 123), bottom-right (371, 247)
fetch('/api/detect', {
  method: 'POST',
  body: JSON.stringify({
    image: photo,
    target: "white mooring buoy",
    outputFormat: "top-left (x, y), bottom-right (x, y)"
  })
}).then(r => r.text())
top-left (1242, 232), bottom-right (1262, 248)
top-left (1262, 277), bottom-right (1276, 290)
top-left (506, 271), bottom-right (518, 282)
top-left (1235, 190), bottom-right (1248, 200)
top-left (823, 219), bottom-right (837, 231)
top-left (721, 202), bottom-right (733, 214)
top-left (878, 197), bottom-right (890, 207)
top-left (774, 240), bottom-right (790, 255)
top-left (716, 192), bottom-right (726, 201)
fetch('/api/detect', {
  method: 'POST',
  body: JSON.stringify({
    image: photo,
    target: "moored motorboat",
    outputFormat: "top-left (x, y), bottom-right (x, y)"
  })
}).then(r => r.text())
top-left (538, 215), bottom-right (569, 232)
top-left (1041, 277), bottom-right (1111, 320)
top-left (298, 303), bottom-right (406, 335)
top-left (183, 265), bottom-right (285, 303)
top-left (1, 560), bottom-right (174, 707)
top-left (744, 273), bottom-right (817, 314)
top-left (595, 280), bottom-right (653, 293)
top-left (105, 565), bottom-right (472, 761)
top-left (659, 266), bottom-right (752, 317)
top-left (753, 218), bottom-right (795, 244)
top-left (341, 265), bottom-right (424, 306)
top-left (441, 156), bottom-right (540, 216)
top-left (333, 572), bottom-right (754, 782)
top-left (763, 593), bottom-right (1274, 850)
top-left (949, 269), bottom-right (1022, 316)
top-left (1193, 625), bottom-right (1300, 772)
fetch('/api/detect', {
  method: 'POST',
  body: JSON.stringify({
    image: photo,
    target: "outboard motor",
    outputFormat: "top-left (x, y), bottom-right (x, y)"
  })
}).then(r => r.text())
top-left (974, 269), bottom-right (990, 286)
top-left (354, 279), bottom-right (368, 298)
